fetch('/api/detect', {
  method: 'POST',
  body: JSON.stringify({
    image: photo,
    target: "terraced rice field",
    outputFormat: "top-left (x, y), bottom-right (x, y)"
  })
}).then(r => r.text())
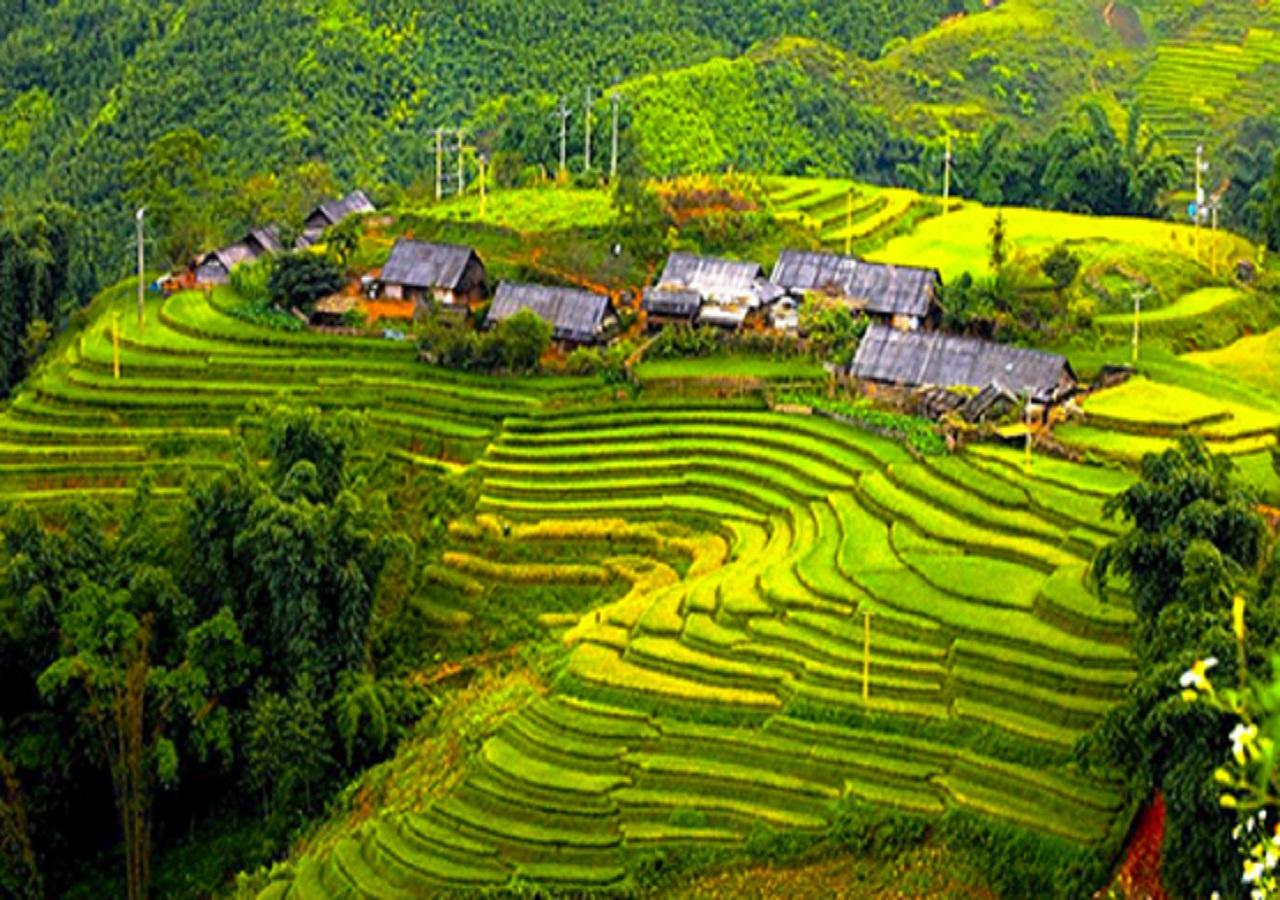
top-left (764, 177), bottom-right (932, 253)
top-left (1136, 11), bottom-right (1280, 159)
top-left (763, 177), bottom-right (1254, 282)
top-left (4, 281), bottom-right (1149, 895)
top-left (1064, 365), bottom-right (1280, 472)
top-left (258, 401), bottom-right (1141, 896)
top-left (0, 283), bottom-right (599, 503)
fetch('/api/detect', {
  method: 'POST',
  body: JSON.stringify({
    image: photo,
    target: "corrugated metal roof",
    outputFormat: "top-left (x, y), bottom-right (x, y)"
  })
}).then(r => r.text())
top-left (771, 250), bottom-right (859, 294)
top-left (381, 239), bottom-right (478, 290)
top-left (488, 282), bottom-right (612, 343)
top-left (658, 252), bottom-right (764, 304)
top-left (846, 262), bottom-right (939, 319)
top-left (850, 324), bottom-right (1075, 402)
top-left (642, 286), bottom-right (701, 317)
top-left (247, 225), bottom-right (284, 254)
top-left (313, 190), bottom-right (376, 227)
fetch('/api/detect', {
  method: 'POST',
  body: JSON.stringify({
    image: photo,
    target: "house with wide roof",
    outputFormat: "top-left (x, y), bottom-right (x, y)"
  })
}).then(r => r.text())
top-left (486, 282), bottom-right (616, 345)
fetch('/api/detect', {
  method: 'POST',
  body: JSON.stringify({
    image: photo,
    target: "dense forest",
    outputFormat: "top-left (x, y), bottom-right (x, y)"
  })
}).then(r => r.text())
top-left (0, 406), bottom-right (474, 898)
top-left (0, 0), bottom-right (964, 283)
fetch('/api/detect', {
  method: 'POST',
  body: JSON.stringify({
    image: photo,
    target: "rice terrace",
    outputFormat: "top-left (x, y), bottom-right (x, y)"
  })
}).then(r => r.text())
top-left (2, 1), bottom-right (1280, 899)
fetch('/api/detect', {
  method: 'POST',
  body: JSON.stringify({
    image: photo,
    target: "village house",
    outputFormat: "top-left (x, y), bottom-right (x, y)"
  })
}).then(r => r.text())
top-left (487, 282), bottom-right (616, 345)
top-left (771, 250), bottom-right (942, 331)
top-left (849, 324), bottom-right (1077, 408)
top-left (640, 286), bottom-right (701, 329)
top-left (376, 239), bottom-right (487, 317)
top-left (194, 225), bottom-right (285, 284)
top-left (298, 190), bottom-right (376, 247)
top-left (644, 251), bottom-right (781, 330)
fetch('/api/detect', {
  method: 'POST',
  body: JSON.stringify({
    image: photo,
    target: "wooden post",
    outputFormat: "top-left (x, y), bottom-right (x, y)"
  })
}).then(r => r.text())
top-left (844, 189), bottom-right (853, 257)
top-left (135, 208), bottom-right (145, 330)
top-left (862, 611), bottom-right (871, 702)
top-left (112, 311), bottom-right (121, 381)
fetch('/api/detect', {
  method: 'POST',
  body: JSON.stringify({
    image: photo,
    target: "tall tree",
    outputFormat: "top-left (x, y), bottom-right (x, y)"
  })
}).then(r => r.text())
top-left (1084, 438), bottom-right (1279, 897)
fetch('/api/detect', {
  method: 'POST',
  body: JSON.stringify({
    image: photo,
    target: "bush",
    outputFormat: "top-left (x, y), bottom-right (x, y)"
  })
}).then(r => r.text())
top-left (267, 251), bottom-right (344, 312)
top-left (229, 257), bottom-right (273, 304)
top-left (648, 326), bottom-right (722, 359)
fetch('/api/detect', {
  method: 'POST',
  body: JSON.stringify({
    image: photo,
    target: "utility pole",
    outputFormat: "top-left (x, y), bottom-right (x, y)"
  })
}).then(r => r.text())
top-left (135, 207), bottom-right (146, 330)
top-left (862, 611), bottom-right (872, 702)
top-left (557, 98), bottom-right (571, 179)
top-left (1194, 143), bottom-right (1206, 260)
top-left (478, 154), bottom-right (488, 220)
top-left (456, 129), bottom-right (465, 197)
top-left (609, 92), bottom-right (620, 182)
top-left (583, 86), bottom-right (592, 173)
top-left (942, 135), bottom-right (952, 214)
top-left (1211, 200), bottom-right (1220, 277)
top-left (844, 189), bottom-right (853, 257)
top-left (435, 129), bottom-right (444, 201)
top-left (112, 311), bottom-right (121, 381)
top-left (1131, 290), bottom-right (1142, 365)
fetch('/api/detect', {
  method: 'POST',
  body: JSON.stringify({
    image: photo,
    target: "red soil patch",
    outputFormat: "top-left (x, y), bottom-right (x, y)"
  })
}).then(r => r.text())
top-left (1114, 793), bottom-right (1167, 900)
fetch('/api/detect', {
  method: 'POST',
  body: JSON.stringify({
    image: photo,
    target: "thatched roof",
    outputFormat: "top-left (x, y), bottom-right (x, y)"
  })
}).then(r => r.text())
top-left (642, 286), bottom-right (701, 318)
top-left (850, 324), bottom-right (1076, 403)
top-left (488, 282), bottom-right (613, 343)
top-left (657, 252), bottom-right (766, 305)
top-left (380, 239), bottom-right (478, 290)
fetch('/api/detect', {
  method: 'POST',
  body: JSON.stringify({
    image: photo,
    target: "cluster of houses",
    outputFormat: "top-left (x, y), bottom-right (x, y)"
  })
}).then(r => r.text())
top-left (193, 190), bottom-right (377, 284)
top-left (190, 196), bottom-right (1077, 418)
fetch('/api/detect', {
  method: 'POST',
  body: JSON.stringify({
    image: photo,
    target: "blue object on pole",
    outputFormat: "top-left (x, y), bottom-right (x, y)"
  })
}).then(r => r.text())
top-left (1187, 201), bottom-right (1198, 219)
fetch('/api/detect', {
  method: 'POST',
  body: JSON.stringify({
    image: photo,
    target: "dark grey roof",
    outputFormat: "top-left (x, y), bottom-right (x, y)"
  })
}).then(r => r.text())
top-left (850, 325), bottom-right (1076, 402)
top-left (313, 190), bottom-right (376, 227)
top-left (380, 239), bottom-right (477, 290)
top-left (771, 250), bottom-right (859, 294)
top-left (658, 252), bottom-right (764, 301)
top-left (846, 262), bottom-right (939, 319)
top-left (488, 282), bottom-right (613, 343)
top-left (642, 286), bottom-right (701, 318)
top-left (247, 225), bottom-right (284, 254)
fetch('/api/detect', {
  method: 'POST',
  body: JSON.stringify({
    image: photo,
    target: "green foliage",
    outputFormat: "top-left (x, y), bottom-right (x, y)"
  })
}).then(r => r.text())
top-left (780, 392), bottom-right (947, 455)
top-left (228, 257), bottom-right (273, 305)
top-left (0, 203), bottom-right (85, 395)
top-left (1084, 437), bottom-right (1279, 898)
top-left (418, 308), bottom-right (553, 374)
top-left (266, 252), bottom-right (343, 313)
top-left (798, 295), bottom-right (867, 366)
top-left (1041, 244), bottom-right (1081, 294)
top-left (1262, 148), bottom-right (1280, 253)
top-left (648, 326), bottom-right (723, 360)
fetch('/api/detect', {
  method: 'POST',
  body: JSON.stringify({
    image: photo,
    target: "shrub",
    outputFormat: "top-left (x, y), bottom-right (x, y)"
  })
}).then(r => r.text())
top-left (267, 251), bottom-right (344, 312)
top-left (229, 256), bottom-right (273, 304)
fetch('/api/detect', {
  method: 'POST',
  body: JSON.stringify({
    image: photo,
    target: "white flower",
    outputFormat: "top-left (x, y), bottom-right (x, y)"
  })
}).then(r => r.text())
top-left (1232, 723), bottom-right (1260, 765)
top-left (1245, 858), bottom-right (1264, 883)
top-left (1180, 657), bottom-right (1220, 691)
